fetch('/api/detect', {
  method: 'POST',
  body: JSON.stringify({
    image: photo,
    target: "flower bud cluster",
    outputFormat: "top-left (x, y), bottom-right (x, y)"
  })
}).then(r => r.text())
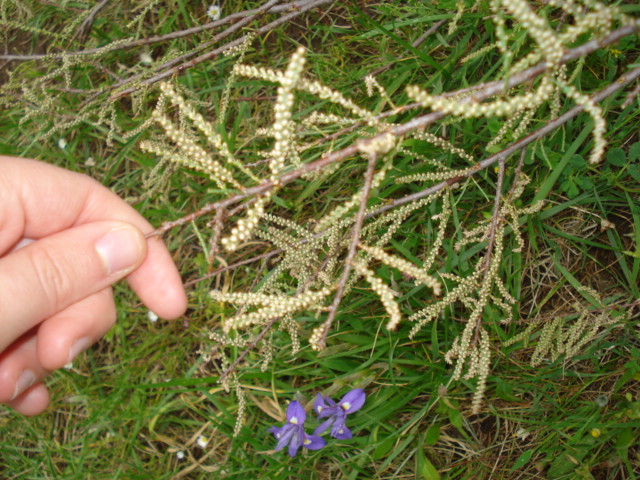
top-left (362, 193), bottom-right (438, 250)
top-left (364, 74), bottom-right (395, 107)
top-left (298, 78), bottom-right (376, 125)
top-left (232, 64), bottom-right (284, 84)
top-left (448, 0), bottom-right (465, 36)
top-left (501, 0), bottom-right (563, 68)
top-left (486, 110), bottom-right (526, 150)
top-left (396, 166), bottom-right (476, 185)
top-left (413, 131), bottom-right (474, 162)
top-left (421, 192), bottom-right (451, 273)
top-left (259, 225), bottom-right (300, 251)
top-left (220, 35), bottom-right (254, 123)
top-left (560, 82), bottom-right (606, 164)
top-left (445, 309), bottom-right (484, 381)
top-left (545, 0), bottom-right (580, 17)
top-left (301, 112), bottom-right (355, 128)
top-left (358, 244), bottom-right (441, 295)
top-left (233, 381), bottom-right (246, 437)
top-left (353, 261), bottom-right (401, 331)
top-left (308, 322), bottom-right (327, 351)
top-left (522, 309), bottom-right (612, 368)
top-left (489, 0), bottom-right (510, 56)
top-left (461, 43), bottom-right (499, 65)
top-left (470, 328), bottom-right (491, 414)
top-left (410, 270), bottom-right (481, 338)
top-left (149, 111), bottom-right (238, 189)
top-left (511, 107), bottom-right (535, 140)
top-left (263, 213), bottom-right (315, 240)
top-left (211, 290), bottom-right (300, 307)
top-left (279, 314), bottom-right (301, 355)
top-left (222, 288), bottom-right (331, 333)
top-left (221, 196), bottom-right (267, 251)
top-left (445, 222), bottom-right (506, 391)
top-left (271, 46), bottom-right (307, 178)
top-left (406, 75), bottom-right (554, 119)
top-left (158, 82), bottom-right (241, 179)
top-left (364, 74), bottom-right (381, 98)
top-left (223, 33), bottom-right (254, 58)
top-left (357, 132), bottom-right (397, 158)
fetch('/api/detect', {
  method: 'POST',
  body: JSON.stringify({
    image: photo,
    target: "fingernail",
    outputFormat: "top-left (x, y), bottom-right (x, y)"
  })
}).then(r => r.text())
top-left (95, 226), bottom-right (144, 274)
top-left (12, 369), bottom-right (36, 400)
top-left (68, 337), bottom-right (91, 364)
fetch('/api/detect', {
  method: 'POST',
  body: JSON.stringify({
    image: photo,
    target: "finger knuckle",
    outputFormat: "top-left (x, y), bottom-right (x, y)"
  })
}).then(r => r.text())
top-left (28, 247), bottom-right (74, 310)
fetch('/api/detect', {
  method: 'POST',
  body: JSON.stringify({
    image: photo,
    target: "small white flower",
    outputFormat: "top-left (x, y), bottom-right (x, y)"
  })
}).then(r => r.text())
top-left (85, 156), bottom-right (96, 167)
top-left (176, 450), bottom-right (185, 460)
top-left (206, 4), bottom-right (221, 21)
top-left (139, 52), bottom-right (153, 65)
top-left (196, 435), bottom-right (208, 448)
top-left (147, 310), bottom-right (159, 323)
top-left (58, 138), bottom-right (67, 150)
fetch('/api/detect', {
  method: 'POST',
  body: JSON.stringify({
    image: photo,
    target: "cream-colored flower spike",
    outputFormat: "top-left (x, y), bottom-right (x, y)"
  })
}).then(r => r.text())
top-left (353, 261), bottom-right (402, 331)
top-left (158, 82), bottom-right (245, 175)
top-left (560, 82), bottom-right (606, 164)
top-left (222, 288), bottom-right (331, 333)
top-left (470, 328), bottom-right (491, 414)
top-left (149, 110), bottom-right (239, 189)
top-left (500, 0), bottom-right (563, 68)
top-left (406, 75), bottom-right (554, 119)
top-left (222, 46), bottom-right (308, 251)
top-left (270, 46), bottom-right (307, 179)
top-left (358, 244), bottom-right (441, 295)
top-left (221, 196), bottom-right (267, 252)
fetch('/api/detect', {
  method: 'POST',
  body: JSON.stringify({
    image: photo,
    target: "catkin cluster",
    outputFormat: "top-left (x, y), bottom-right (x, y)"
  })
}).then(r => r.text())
top-left (129, 0), bottom-right (633, 415)
top-left (405, 0), bottom-right (631, 164)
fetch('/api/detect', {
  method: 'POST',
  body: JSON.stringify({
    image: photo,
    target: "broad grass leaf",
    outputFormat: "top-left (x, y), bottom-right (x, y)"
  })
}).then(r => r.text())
top-left (510, 449), bottom-right (534, 472)
top-left (607, 147), bottom-right (627, 166)
top-left (417, 447), bottom-right (441, 480)
top-left (629, 141), bottom-right (640, 162)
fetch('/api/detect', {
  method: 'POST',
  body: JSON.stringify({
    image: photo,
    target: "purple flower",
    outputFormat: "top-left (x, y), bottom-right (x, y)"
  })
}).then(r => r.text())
top-left (313, 389), bottom-right (366, 440)
top-left (269, 401), bottom-right (325, 457)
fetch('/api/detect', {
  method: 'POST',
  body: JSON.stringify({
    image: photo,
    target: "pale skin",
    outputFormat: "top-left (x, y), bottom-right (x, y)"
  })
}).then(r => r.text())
top-left (0, 156), bottom-right (188, 415)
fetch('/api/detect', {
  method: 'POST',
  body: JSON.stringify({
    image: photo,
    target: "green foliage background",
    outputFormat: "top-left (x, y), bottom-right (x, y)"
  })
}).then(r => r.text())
top-left (1, 1), bottom-right (639, 479)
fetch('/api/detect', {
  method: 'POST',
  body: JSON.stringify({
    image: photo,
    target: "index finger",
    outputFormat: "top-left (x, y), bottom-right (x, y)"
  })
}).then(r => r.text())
top-left (0, 156), bottom-right (187, 319)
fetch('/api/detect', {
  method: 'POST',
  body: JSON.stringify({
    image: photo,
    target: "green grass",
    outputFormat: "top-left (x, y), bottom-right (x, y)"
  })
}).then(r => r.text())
top-left (1, 1), bottom-right (640, 479)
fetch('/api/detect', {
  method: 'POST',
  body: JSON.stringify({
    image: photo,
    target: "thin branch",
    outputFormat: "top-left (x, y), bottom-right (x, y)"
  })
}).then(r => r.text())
top-left (393, 22), bottom-right (639, 137)
top-left (174, 53), bottom-right (635, 291)
top-left (483, 158), bottom-right (505, 274)
top-left (183, 249), bottom-right (279, 289)
top-left (0, 0), bottom-right (321, 60)
top-left (144, 29), bottom-right (640, 238)
top-left (207, 207), bottom-right (227, 264)
top-left (218, 255), bottom-right (332, 382)
top-left (510, 148), bottom-right (527, 196)
top-left (370, 65), bottom-right (640, 218)
top-left (472, 156), bottom-right (506, 346)
top-left (219, 316), bottom-right (278, 383)
top-left (314, 153), bottom-right (378, 350)
top-left (153, 65), bottom-right (640, 300)
top-left (109, 0), bottom-right (332, 100)
top-left (71, 0), bottom-right (111, 45)
top-left (621, 81), bottom-right (640, 108)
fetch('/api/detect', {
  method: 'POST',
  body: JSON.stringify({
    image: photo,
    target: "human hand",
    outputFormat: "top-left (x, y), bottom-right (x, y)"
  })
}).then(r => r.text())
top-left (0, 156), bottom-right (187, 415)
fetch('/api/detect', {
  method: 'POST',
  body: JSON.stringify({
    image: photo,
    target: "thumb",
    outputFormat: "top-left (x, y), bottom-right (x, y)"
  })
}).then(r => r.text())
top-left (0, 221), bottom-right (147, 353)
